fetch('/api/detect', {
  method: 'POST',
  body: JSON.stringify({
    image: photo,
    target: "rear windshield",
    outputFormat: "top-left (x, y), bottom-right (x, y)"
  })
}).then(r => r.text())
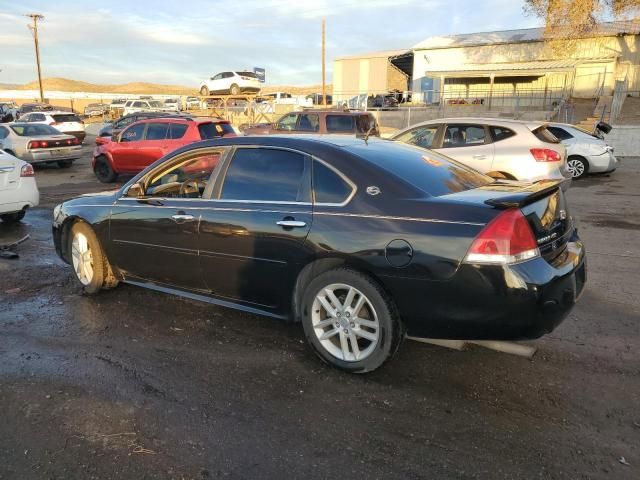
top-left (237, 71), bottom-right (258, 78)
top-left (52, 114), bottom-right (81, 123)
top-left (198, 122), bottom-right (235, 139)
top-left (532, 126), bottom-right (560, 144)
top-left (11, 124), bottom-right (61, 136)
top-left (347, 141), bottom-right (493, 197)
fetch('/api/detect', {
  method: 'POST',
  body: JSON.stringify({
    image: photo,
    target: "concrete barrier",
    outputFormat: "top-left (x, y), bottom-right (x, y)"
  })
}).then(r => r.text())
top-left (605, 125), bottom-right (640, 156)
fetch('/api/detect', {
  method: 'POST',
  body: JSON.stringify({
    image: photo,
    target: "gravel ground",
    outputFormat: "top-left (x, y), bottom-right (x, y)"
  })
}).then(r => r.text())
top-left (0, 139), bottom-right (638, 479)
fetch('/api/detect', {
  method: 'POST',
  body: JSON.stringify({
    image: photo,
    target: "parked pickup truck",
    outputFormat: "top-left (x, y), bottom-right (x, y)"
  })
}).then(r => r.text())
top-left (241, 110), bottom-right (379, 136)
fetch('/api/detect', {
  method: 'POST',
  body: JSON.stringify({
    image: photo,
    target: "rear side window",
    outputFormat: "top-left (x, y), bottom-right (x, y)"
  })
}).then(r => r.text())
top-left (221, 148), bottom-right (307, 202)
top-left (326, 115), bottom-right (354, 132)
top-left (490, 126), bottom-right (516, 142)
top-left (145, 123), bottom-right (169, 140)
top-left (121, 123), bottom-right (146, 142)
top-left (169, 123), bottom-right (189, 139)
top-left (313, 161), bottom-right (352, 204)
top-left (443, 125), bottom-right (486, 147)
top-left (198, 122), bottom-right (234, 139)
top-left (52, 114), bottom-right (81, 123)
top-left (547, 126), bottom-right (573, 141)
top-left (532, 126), bottom-right (560, 144)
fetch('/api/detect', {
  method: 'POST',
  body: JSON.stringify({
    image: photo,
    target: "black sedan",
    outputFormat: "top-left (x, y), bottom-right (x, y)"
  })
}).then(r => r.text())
top-left (53, 135), bottom-right (586, 373)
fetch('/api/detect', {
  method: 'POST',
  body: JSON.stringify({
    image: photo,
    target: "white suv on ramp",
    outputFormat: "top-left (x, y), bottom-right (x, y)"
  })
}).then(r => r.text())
top-left (199, 71), bottom-right (261, 96)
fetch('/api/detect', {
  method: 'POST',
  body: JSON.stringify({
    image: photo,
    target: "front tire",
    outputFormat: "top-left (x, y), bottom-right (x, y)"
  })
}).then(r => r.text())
top-left (94, 155), bottom-right (117, 183)
top-left (200, 86), bottom-right (209, 96)
top-left (229, 84), bottom-right (240, 95)
top-left (567, 156), bottom-right (588, 179)
top-left (69, 222), bottom-right (118, 293)
top-left (0, 211), bottom-right (26, 223)
top-left (300, 268), bottom-right (403, 373)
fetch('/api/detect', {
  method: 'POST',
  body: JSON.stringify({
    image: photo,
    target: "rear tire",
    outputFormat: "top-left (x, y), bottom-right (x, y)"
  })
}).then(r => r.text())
top-left (94, 156), bottom-right (117, 183)
top-left (0, 211), bottom-right (26, 223)
top-left (229, 84), bottom-right (240, 95)
top-left (300, 268), bottom-right (404, 373)
top-left (58, 159), bottom-right (73, 168)
top-left (68, 222), bottom-right (118, 293)
top-left (200, 86), bottom-right (209, 96)
top-left (567, 156), bottom-right (588, 179)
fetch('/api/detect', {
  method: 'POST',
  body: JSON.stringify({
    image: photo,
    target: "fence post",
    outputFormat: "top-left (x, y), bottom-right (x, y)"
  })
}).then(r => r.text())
top-left (407, 107), bottom-right (411, 128)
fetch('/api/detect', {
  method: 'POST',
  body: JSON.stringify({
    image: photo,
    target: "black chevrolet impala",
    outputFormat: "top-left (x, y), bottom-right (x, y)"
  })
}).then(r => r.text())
top-left (53, 135), bottom-right (586, 372)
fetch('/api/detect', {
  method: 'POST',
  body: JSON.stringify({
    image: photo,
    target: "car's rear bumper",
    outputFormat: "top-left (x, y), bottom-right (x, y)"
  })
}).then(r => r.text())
top-left (21, 146), bottom-right (82, 163)
top-left (383, 231), bottom-right (586, 340)
top-left (587, 151), bottom-right (618, 173)
top-left (0, 179), bottom-right (39, 214)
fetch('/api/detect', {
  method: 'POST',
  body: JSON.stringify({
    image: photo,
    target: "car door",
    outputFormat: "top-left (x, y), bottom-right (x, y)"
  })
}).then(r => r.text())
top-left (435, 123), bottom-right (494, 173)
top-left (136, 121), bottom-right (170, 167)
top-left (108, 147), bottom-right (226, 290)
top-left (209, 73), bottom-right (225, 93)
top-left (108, 122), bottom-right (147, 173)
top-left (198, 146), bottom-right (313, 312)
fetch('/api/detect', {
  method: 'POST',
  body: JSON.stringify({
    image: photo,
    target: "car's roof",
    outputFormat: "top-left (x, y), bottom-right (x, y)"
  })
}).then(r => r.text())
top-left (44, 110), bottom-right (79, 115)
top-left (298, 109), bottom-right (371, 116)
top-left (133, 116), bottom-right (226, 124)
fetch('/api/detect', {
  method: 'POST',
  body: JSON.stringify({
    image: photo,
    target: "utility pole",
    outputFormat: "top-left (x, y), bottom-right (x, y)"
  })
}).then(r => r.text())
top-left (321, 17), bottom-right (326, 106)
top-left (27, 14), bottom-right (45, 102)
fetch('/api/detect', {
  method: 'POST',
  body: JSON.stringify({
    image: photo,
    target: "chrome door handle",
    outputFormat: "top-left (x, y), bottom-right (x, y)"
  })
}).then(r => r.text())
top-left (171, 214), bottom-right (194, 221)
top-left (472, 155), bottom-right (487, 159)
top-left (277, 220), bottom-right (307, 228)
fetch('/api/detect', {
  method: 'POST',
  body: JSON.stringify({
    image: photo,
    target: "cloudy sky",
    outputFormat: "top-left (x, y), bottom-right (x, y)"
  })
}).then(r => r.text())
top-left (1, 0), bottom-right (541, 87)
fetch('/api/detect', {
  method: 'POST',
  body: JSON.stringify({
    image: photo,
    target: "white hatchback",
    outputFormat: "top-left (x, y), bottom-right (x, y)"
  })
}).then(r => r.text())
top-left (547, 123), bottom-right (618, 179)
top-left (19, 110), bottom-right (86, 144)
top-left (392, 117), bottom-right (569, 182)
top-left (0, 149), bottom-right (39, 223)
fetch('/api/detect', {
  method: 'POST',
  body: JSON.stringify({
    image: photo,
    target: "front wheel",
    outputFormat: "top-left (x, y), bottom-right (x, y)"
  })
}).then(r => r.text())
top-left (300, 268), bottom-right (404, 373)
top-left (200, 86), bottom-right (209, 96)
top-left (567, 156), bottom-right (588, 179)
top-left (69, 222), bottom-right (118, 293)
top-left (94, 156), bottom-right (117, 183)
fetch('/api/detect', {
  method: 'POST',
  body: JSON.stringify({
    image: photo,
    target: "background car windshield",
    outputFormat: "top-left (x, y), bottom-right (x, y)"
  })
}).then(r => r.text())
top-left (52, 114), bottom-right (81, 123)
top-left (11, 124), bottom-right (61, 136)
top-left (346, 141), bottom-right (493, 197)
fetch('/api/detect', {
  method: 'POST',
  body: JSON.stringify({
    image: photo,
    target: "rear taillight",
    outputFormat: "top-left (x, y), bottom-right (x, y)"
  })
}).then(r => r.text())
top-left (28, 140), bottom-right (49, 149)
top-left (465, 209), bottom-right (539, 265)
top-left (20, 163), bottom-right (35, 177)
top-left (70, 137), bottom-right (79, 145)
top-left (530, 148), bottom-right (561, 162)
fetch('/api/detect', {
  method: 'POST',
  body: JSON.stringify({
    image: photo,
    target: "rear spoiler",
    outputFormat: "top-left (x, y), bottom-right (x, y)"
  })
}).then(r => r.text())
top-left (484, 179), bottom-right (569, 209)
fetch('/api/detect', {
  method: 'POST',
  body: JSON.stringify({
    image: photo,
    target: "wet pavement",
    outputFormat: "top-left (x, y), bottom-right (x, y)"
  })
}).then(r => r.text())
top-left (1, 142), bottom-right (639, 479)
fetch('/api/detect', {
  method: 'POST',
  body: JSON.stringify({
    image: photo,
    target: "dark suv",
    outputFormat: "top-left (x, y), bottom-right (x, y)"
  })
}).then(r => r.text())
top-left (241, 110), bottom-right (379, 136)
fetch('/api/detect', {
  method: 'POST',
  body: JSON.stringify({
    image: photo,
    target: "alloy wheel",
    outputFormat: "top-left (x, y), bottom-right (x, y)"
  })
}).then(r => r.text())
top-left (71, 232), bottom-right (94, 286)
top-left (567, 159), bottom-right (586, 178)
top-left (311, 283), bottom-right (380, 362)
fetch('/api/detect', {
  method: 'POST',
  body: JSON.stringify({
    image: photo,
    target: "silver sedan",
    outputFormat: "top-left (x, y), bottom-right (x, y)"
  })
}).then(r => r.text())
top-left (0, 123), bottom-right (82, 168)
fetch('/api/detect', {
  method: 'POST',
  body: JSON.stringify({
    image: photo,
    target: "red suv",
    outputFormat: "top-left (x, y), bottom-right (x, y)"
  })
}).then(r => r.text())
top-left (92, 117), bottom-right (235, 182)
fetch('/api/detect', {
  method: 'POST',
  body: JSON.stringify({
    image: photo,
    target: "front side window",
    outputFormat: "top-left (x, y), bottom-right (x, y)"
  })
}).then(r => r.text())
top-left (277, 113), bottom-right (298, 131)
top-left (443, 125), bottom-right (486, 148)
top-left (121, 123), bottom-right (146, 142)
top-left (145, 150), bottom-right (223, 198)
top-left (326, 115), bottom-right (355, 133)
top-left (313, 160), bottom-right (352, 204)
top-left (145, 122), bottom-right (169, 140)
top-left (395, 126), bottom-right (438, 149)
top-left (296, 114), bottom-right (319, 132)
top-left (221, 148), bottom-right (307, 202)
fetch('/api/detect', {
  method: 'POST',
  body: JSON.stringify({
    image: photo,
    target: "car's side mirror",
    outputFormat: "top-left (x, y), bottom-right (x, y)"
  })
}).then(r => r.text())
top-left (126, 181), bottom-right (145, 198)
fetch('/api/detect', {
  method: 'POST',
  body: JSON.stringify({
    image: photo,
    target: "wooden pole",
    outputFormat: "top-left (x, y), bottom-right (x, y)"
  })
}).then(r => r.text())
top-left (27, 14), bottom-right (45, 103)
top-left (322, 18), bottom-right (326, 106)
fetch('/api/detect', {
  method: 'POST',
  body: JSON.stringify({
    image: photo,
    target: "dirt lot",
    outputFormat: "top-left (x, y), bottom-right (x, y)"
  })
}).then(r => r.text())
top-left (0, 138), bottom-right (638, 479)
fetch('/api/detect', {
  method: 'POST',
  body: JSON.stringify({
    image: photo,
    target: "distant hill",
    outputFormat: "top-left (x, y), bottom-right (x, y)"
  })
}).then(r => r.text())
top-left (4, 77), bottom-right (331, 96)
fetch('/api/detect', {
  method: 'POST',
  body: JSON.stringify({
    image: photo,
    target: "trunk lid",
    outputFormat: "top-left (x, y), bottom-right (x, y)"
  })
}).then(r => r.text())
top-left (0, 151), bottom-right (21, 191)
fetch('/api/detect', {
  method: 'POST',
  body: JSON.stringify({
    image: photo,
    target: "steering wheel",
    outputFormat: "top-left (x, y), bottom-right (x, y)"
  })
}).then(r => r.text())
top-left (179, 179), bottom-right (203, 197)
